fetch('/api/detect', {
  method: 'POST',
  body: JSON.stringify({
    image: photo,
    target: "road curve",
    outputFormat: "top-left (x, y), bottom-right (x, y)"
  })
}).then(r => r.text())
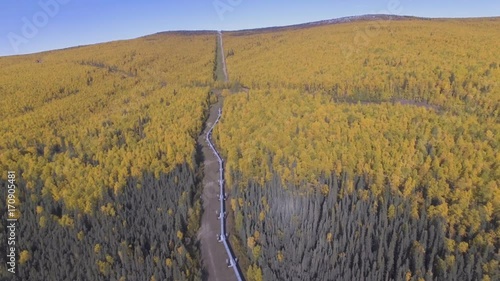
top-left (206, 107), bottom-right (243, 281)
top-left (197, 94), bottom-right (244, 281)
top-left (197, 97), bottom-right (233, 281)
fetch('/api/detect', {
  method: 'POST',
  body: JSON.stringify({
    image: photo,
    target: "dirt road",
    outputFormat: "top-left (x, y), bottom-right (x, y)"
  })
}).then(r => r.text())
top-left (218, 31), bottom-right (229, 82)
top-left (197, 94), bottom-right (236, 281)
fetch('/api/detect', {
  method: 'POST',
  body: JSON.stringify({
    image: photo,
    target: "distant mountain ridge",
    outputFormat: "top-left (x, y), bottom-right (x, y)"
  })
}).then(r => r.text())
top-left (5, 14), bottom-right (499, 56)
top-left (223, 14), bottom-right (500, 35)
top-left (151, 14), bottom-right (500, 37)
top-left (228, 14), bottom-right (424, 35)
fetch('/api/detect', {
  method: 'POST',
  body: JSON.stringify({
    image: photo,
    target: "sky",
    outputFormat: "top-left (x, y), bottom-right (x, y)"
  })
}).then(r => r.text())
top-left (0, 0), bottom-right (499, 56)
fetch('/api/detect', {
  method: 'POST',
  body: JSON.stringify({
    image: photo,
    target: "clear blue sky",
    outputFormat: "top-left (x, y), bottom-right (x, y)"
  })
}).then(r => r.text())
top-left (1, 0), bottom-right (498, 56)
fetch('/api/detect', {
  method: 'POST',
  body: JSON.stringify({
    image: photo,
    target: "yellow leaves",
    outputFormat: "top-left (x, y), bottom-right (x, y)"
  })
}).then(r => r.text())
top-left (247, 232), bottom-right (263, 261)
top-left (77, 231), bottom-right (85, 241)
top-left (105, 255), bottom-right (114, 264)
top-left (485, 129), bottom-right (494, 141)
top-left (235, 211), bottom-right (244, 232)
top-left (130, 160), bottom-right (142, 178)
top-left (334, 161), bottom-right (343, 175)
top-left (412, 241), bottom-right (425, 255)
top-left (219, 86), bottom-right (498, 203)
top-left (259, 211), bottom-right (265, 222)
top-left (482, 259), bottom-right (500, 279)
top-left (94, 243), bottom-right (101, 254)
top-left (253, 230), bottom-right (261, 242)
top-left (326, 232), bottom-right (333, 243)
top-left (445, 238), bottom-right (456, 252)
top-left (39, 216), bottom-right (47, 228)
top-left (428, 203), bottom-right (449, 219)
top-left (177, 230), bottom-right (184, 240)
top-left (483, 202), bottom-right (494, 222)
top-left (101, 203), bottom-right (116, 217)
top-left (97, 259), bottom-right (112, 276)
top-left (58, 214), bottom-right (74, 228)
top-left (402, 177), bottom-right (416, 197)
top-left (345, 178), bottom-right (354, 195)
top-left (0, 32), bottom-right (214, 215)
top-left (165, 258), bottom-right (173, 268)
top-left (277, 251), bottom-right (284, 262)
top-left (247, 237), bottom-right (256, 249)
top-left (445, 255), bottom-right (456, 268)
top-left (458, 242), bottom-right (469, 253)
top-left (176, 245), bottom-right (185, 256)
top-left (246, 264), bottom-right (263, 281)
top-left (252, 245), bottom-right (262, 261)
top-left (231, 198), bottom-right (237, 212)
top-left (388, 205), bottom-right (396, 220)
top-left (410, 195), bottom-right (422, 220)
top-left (405, 271), bottom-right (412, 281)
top-left (226, 19), bottom-right (499, 114)
top-left (19, 250), bottom-right (31, 265)
top-left (390, 173), bottom-right (402, 190)
top-left (220, 20), bottom-right (499, 233)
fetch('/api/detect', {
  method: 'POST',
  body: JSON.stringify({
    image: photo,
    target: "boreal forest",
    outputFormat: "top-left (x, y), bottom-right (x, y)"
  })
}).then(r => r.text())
top-left (216, 18), bottom-right (500, 281)
top-left (0, 32), bottom-right (215, 280)
top-left (1, 16), bottom-right (499, 281)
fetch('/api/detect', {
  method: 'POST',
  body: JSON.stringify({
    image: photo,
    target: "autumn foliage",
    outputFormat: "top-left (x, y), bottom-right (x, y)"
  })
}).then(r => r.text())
top-left (0, 32), bottom-right (216, 280)
top-left (217, 18), bottom-right (500, 280)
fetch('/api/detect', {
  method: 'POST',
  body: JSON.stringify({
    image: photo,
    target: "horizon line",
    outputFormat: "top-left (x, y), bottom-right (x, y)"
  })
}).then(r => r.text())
top-left (2, 14), bottom-right (499, 58)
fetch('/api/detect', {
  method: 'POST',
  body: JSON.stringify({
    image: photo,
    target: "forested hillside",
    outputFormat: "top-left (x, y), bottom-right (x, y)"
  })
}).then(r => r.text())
top-left (217, 18), bottom-right (500, 280)
top-left (0, 32), bottom-right (215, 280)
top-left (224, 18), bottom-right (500, 118)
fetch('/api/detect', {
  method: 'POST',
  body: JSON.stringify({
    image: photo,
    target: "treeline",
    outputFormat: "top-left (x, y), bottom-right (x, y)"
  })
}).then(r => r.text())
top-left (0, 164), bottom-right (202, 281)
top-left (230, 172), bottom-right (499, 280)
